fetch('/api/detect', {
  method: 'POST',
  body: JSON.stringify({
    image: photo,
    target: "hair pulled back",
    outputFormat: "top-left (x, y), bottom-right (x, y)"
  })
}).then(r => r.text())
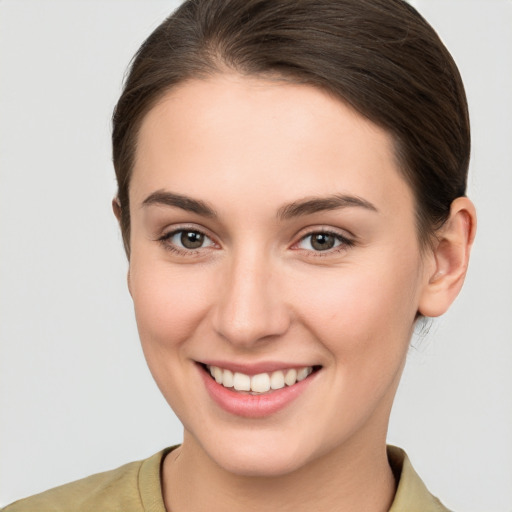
top-left (112, 0), bottom-right (470, 256)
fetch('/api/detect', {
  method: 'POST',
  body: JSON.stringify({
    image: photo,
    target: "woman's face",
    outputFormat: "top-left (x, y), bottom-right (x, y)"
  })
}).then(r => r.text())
top-left (127, 75), bottom-right (433, 476)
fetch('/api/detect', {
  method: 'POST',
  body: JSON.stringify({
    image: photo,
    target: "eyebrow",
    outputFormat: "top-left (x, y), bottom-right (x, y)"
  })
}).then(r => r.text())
top-left (277, 194), bottom-right (378, 220)
top-left (142, 190), bottom-right (217, 217)
top-left (141, 190), bottom-right (378, 219)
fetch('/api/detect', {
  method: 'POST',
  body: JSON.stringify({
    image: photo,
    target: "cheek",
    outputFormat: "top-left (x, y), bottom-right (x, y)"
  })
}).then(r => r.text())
top-left (128, 258), bottom-right (217, 423)
top-left (129, 259), bottom-right (213, 351)
top-left (293, 252), bottom-right (422, 363)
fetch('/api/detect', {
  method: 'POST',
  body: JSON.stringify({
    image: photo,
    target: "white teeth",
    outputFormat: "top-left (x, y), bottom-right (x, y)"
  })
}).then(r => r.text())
top-left (284, 368), bottom-right (297, 386)
top-left (207, 365), bottom-right (314, 393)
top-left (213, 366), bottom-right (223, 384)
top-left (233, 372), bottom-right (251, 391)
top-left (251, 373), bottom-right (271, 393)
top-left (270, 370), bottom-right (285, 390)
top-left (222, 369), bottom-right (234, 388)
top-left (296, 367), bottom-right (311, 381)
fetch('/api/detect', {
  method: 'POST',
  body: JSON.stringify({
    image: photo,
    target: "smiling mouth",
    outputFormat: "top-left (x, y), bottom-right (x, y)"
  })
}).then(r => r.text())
top-left (203, 364), bottom-right (321, 395)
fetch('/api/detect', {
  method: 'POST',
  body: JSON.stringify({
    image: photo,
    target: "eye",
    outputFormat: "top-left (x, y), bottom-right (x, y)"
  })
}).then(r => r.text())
top-left (160, 229), bottom-right (215, 252)
top-left (296, 231), bottom-right (353, 252)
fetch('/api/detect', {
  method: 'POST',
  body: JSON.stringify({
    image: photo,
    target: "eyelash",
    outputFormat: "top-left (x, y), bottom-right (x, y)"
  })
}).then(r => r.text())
top-left (293, 229), bottom-right (355, 257)
top-left (157, 227), bottom-right (355, 257)
top-left (158, 227), bottom-right (216, 256)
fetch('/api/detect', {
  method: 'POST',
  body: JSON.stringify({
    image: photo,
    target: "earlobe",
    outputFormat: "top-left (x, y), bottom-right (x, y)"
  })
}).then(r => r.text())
top-left (112, 197), bottom-right (122, 223)
top-left (127, 269), bottom-right (132, 297)
top-left (418, 197), bottom-right (477, 317)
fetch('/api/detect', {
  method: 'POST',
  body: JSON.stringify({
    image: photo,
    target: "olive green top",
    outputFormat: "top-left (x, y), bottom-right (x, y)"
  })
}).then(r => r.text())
top-left (3, 445), bottom-right (451, 511)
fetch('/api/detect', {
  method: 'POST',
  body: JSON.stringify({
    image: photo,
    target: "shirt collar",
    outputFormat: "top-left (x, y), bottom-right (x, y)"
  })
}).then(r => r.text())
top-left (387, 445), bottom-right (452, 512)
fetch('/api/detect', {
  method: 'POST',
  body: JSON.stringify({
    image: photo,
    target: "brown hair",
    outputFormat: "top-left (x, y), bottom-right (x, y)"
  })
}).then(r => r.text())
top-left (112, 0), bottom-right (470, 256)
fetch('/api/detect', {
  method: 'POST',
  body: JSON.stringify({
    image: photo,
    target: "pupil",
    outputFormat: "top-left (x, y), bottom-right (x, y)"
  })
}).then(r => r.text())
top-left (181, 231), bottom-right (204, 249)
top-left (312, 233), bottom-right (335, 251)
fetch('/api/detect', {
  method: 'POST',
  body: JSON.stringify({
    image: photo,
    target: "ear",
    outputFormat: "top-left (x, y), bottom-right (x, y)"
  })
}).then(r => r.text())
top-left (418, 197), bottom-right (477, 317)
top-left (126, 268), bottom-right (133, 297)
top-left (112, 197), bottom-right (132, 296)
top-left (112, 197), bottom-right (122, 223)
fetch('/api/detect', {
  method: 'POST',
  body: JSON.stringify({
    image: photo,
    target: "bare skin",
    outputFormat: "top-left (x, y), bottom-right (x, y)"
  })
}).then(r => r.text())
top-left (119, 74), bottom-right (476, 512)
top-left (163, 421), bottom-right (398, 512)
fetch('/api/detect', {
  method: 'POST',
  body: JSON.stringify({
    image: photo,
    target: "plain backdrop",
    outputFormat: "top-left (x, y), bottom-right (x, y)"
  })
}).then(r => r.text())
top-left (1, 1), bottom-right (511, 510)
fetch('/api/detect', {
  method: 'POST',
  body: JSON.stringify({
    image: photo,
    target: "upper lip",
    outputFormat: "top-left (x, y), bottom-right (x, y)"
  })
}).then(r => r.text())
top-left (198, 360), bottom-right (319, 375)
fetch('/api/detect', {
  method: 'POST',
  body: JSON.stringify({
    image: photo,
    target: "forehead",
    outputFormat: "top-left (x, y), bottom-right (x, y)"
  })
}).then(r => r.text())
top-left (131, 74), bottom-right (414, 218)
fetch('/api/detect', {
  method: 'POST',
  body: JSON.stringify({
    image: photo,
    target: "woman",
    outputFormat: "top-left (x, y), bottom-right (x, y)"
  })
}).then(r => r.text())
top-left (3, 0), bottom-right (477, 510)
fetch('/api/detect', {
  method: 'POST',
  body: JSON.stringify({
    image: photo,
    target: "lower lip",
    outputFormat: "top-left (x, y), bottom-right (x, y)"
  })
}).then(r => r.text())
top-left (198, 365), bottom-right (318, 418)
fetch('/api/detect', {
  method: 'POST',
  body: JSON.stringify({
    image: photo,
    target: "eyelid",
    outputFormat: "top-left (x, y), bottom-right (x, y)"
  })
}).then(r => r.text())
top-left (154, 223), bottom-right (355, 257)
top-left (157, 224), bottom-right (219, 255)
top-left (291, 226), bottom-right (356, 255)
top-left (293, 224), bottom-right (355, 242)
top-left (157, 222), bottom-right (215, 240)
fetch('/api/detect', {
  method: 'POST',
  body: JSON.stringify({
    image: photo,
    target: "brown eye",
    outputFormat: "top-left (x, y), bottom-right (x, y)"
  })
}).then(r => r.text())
top-left (180, 230), bottom-right (205, 249)
top-left (161, 229), bottom-right (215, 252)
top-left (310, 233), bottom-right (336, 251)
top-left (296, 231), bottom-right (353, 253)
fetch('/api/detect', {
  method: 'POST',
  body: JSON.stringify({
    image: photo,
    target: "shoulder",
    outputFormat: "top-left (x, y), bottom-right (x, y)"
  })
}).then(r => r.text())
top-left (2, 448), bottom-right (173, 512)
top-left (387, 445), bottom-right (453, 512)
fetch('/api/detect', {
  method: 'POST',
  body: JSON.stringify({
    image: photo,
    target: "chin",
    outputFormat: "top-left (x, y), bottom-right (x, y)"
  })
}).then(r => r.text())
top-left (193, 426), bottom-right (323, 478)
top-left (212, 445), bottom-right (307, 478)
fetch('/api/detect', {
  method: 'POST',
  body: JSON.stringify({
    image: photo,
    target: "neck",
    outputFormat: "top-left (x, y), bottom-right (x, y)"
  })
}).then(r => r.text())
top-left (162, 431), bottom-right (396, 512)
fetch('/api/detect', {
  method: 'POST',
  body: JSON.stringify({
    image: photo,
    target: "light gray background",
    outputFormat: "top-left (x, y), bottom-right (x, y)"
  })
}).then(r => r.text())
top-left (1, 1), bottom-right (511, 510)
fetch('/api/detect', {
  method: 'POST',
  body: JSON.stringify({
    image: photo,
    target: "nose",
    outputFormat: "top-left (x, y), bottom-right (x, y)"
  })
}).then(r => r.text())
top-left (211, 251), bottom-right (291, 348)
